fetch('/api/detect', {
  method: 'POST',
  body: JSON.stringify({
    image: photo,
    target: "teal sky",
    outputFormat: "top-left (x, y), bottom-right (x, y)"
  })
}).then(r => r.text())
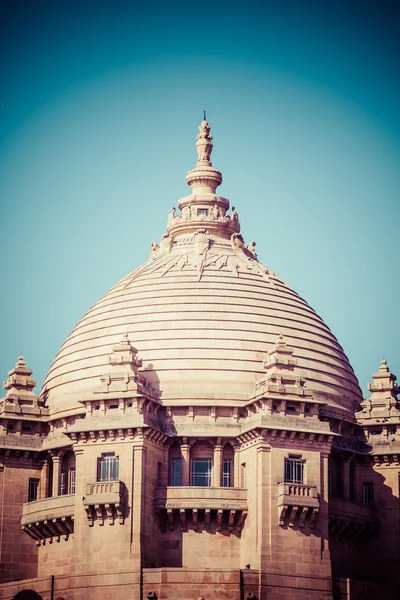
top-left (0, 0), bottom-right (399, 398)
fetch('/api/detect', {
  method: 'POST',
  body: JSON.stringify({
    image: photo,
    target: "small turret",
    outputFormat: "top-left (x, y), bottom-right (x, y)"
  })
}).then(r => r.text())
top-left (1, 356), bottom-right (43, 415)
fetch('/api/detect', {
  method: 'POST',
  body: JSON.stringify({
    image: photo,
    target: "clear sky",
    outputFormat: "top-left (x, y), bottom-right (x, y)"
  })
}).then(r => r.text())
top-left (0, 0), bottom-right (399, 398)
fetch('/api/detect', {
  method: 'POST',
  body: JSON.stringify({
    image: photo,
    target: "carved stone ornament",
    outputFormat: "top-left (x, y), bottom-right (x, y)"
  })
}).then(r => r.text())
top-left (231, 233), bottom-right (245, 252)
top-left (196, 120), bottom-right (213, 164)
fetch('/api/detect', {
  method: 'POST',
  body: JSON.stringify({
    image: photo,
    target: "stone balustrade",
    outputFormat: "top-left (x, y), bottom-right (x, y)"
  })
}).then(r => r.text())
top-left (84, 480), bottom-right (125, 526)
top-left (277, 483), bottom-right (319, 528)
top-left (154, 486), bottom-right (248, 533)
top-left (328, 497), bottom-right (379, 540)
top-left (154, 485), bottom-right (247, 511)
top-left (21, 494), bottom-right (75, 543)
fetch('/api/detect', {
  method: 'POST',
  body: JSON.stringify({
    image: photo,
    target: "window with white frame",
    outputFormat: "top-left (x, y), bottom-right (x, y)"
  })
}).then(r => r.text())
top-left (98, 453), bottom-right (119, 482)
top-left (222, 459), bottom-right (232, 487)
top-left (284, 455), bottom-right (305, 484)
top-left (191, 458), bottom-right (212, 486)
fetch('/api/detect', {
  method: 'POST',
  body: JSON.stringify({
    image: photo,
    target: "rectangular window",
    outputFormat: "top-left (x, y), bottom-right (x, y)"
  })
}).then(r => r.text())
top-left (191, 458), bottom-right (212, 487)
top-left (197, 208), bottom-right (209, 216)
top-left (171, 458), bottom-right (181, 486)
top-left (70, 468), bottom-right (76, 494)
top-left (28, 478), bottom-right (39, 502)
top-left (284, 456), bottom-right (304, 484)
top-left (363, 482), bottom-right (374, 508)
top-left (222, 459), bottom-right (232, 487)
top-left (98, 453), bottom-right (119, 482)
top-left (60, 470), bottom-right (67, 495)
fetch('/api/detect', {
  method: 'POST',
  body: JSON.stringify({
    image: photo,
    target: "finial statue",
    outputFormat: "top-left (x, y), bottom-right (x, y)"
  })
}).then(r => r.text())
top-left (196, 118), bottom-right (213, 164)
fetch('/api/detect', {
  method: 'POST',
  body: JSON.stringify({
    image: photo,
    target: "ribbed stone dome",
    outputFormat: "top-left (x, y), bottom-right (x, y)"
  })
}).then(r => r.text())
top-left (42, 120), bottom-right (362, 418)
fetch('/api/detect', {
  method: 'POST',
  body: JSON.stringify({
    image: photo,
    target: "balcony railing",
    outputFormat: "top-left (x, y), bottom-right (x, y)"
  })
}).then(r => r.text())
top-left (21, 494), bottom-right (75, 543)
top-left (155, 486), bottom-right (247, 510)
top-left (277, 482), bottom-right (319, 528)
top-left (84, 480), bottom-right (124, 526)
top-left (154, 486), bottom-right (248, 533)
top-left (328, 497), bottom-right (379, 540)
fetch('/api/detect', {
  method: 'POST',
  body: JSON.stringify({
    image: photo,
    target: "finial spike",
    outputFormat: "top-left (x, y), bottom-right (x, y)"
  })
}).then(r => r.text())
top-left (204, 110), bottom-right (206, 121)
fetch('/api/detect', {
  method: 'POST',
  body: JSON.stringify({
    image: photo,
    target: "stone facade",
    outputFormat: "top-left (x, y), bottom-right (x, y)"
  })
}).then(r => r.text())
top-left (0, 122), bottom-right (399, 600)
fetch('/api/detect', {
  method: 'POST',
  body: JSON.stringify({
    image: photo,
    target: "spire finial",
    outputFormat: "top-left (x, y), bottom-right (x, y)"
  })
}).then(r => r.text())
top-left (204, 110), bottom-right (206, 121)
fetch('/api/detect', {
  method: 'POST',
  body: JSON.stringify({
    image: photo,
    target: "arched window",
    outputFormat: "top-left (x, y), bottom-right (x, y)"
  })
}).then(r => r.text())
top-left (60, 449), bottom-right (76, 495)
top-left (190, 441), bottom-right (213, 487)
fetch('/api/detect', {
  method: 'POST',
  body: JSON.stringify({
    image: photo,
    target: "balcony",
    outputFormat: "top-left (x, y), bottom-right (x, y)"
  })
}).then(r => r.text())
top-left (83, 480), bottom-right (125, 526)
top-left (21, 494), bottom-right (75, 543)
top-left (154, 486), bottom-right (248, 533)
top-left (328, 497), bottom-right (379, 540)
top-left (277, 483), bottom-right (319, 528)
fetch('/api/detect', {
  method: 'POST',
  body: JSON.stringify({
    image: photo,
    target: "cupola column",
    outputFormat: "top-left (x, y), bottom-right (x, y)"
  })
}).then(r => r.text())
top-left (51, 454), bottom-right (61, 497)
top-left (212, 439), bottom-right (222, 487)
top-left (181, 439), bottom-right (191, 486)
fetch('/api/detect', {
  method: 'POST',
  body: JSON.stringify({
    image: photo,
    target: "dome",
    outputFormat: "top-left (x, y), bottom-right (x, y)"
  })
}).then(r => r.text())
top-left (42, 120), bottom-right (362, 418)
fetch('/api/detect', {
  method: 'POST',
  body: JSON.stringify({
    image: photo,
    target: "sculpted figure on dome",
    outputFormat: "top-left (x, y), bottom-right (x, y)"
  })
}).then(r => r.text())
top-left (231, 232), bottom-right (245, 252)
top-left (149, 241), bottom-right (160, 259)
top-left (182, 205), bottom-right (190, 221)
top-left (190, 204), bottom-right (197, 219)
top-left (211, 204), bottom-right (220, 220)
top-left (160, 233), bottom-right (173, 252)
top-left (167, 207), bottom-right (176, 226)
top-left (196, 119), bottom-right (213, 163)
top-left (247, 241), bottom-right (257, 258)
top-left (232, 206), bottom-right (239, 222)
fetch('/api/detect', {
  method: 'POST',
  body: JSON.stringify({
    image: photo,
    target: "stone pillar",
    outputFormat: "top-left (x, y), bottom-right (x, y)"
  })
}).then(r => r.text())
top-left (213, 438), bottom-right (222, 487)
top-left (51, 455), bottom-right (61, 497)
top-left (258, 434), bottom-right (272, 573)
top-left (234, 445), bottom-right (240, 488)
top-left (132, 439), bottom-right (145, 559)
top-left (181, 439), bottom-right (190, 486)
top-left (39, 459), bottom-right (49, 499)
top-left (320, 452), bottom-right (331, 563)
top-left (343, 458), bottom-right (350, 501)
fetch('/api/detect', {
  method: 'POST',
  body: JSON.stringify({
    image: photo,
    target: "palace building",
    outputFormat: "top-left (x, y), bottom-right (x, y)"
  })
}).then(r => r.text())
top-left (0, 120), bottom-right (399, 600)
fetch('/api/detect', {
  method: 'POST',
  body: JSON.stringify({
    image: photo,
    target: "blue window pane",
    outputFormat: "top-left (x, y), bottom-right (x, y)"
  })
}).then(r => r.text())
top-left (191, 458), bottom-right (212, 487)
top-left (171, 458), bottom-right (182, 486)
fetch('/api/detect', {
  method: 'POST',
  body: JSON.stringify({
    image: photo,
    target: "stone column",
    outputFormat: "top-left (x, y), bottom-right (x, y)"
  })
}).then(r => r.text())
top-left (320, 452), bottom-right (331, 563)
top-left (51, 455), bottom-right (61, 497)
top-left (343, 458), bottom-right (350, 501)
top-left (181, 438), bottom-right (190, 486)
top-left (39, 459), bottom-right (49, 499)
top-left (213, 438), bottom-right (222, 487)
top-left (132, 440), bottom-right (145, 552)
top-left (257, 435), bottom-right (272, 573)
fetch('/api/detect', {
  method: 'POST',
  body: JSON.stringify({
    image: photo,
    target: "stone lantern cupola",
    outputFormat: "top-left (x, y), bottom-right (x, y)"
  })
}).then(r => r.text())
top-left (166, 116), bottom-right (240, 239)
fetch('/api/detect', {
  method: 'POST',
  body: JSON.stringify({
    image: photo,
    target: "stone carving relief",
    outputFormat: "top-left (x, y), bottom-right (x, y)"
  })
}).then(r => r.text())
top-left (167, 204), bottom-right (239, 230)
top-left (126, 235), bottom-right (274, 288)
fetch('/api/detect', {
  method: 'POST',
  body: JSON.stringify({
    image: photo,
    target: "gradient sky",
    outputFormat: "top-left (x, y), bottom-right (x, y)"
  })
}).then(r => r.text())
top-left (0, 0), bottom-right (399, 398)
